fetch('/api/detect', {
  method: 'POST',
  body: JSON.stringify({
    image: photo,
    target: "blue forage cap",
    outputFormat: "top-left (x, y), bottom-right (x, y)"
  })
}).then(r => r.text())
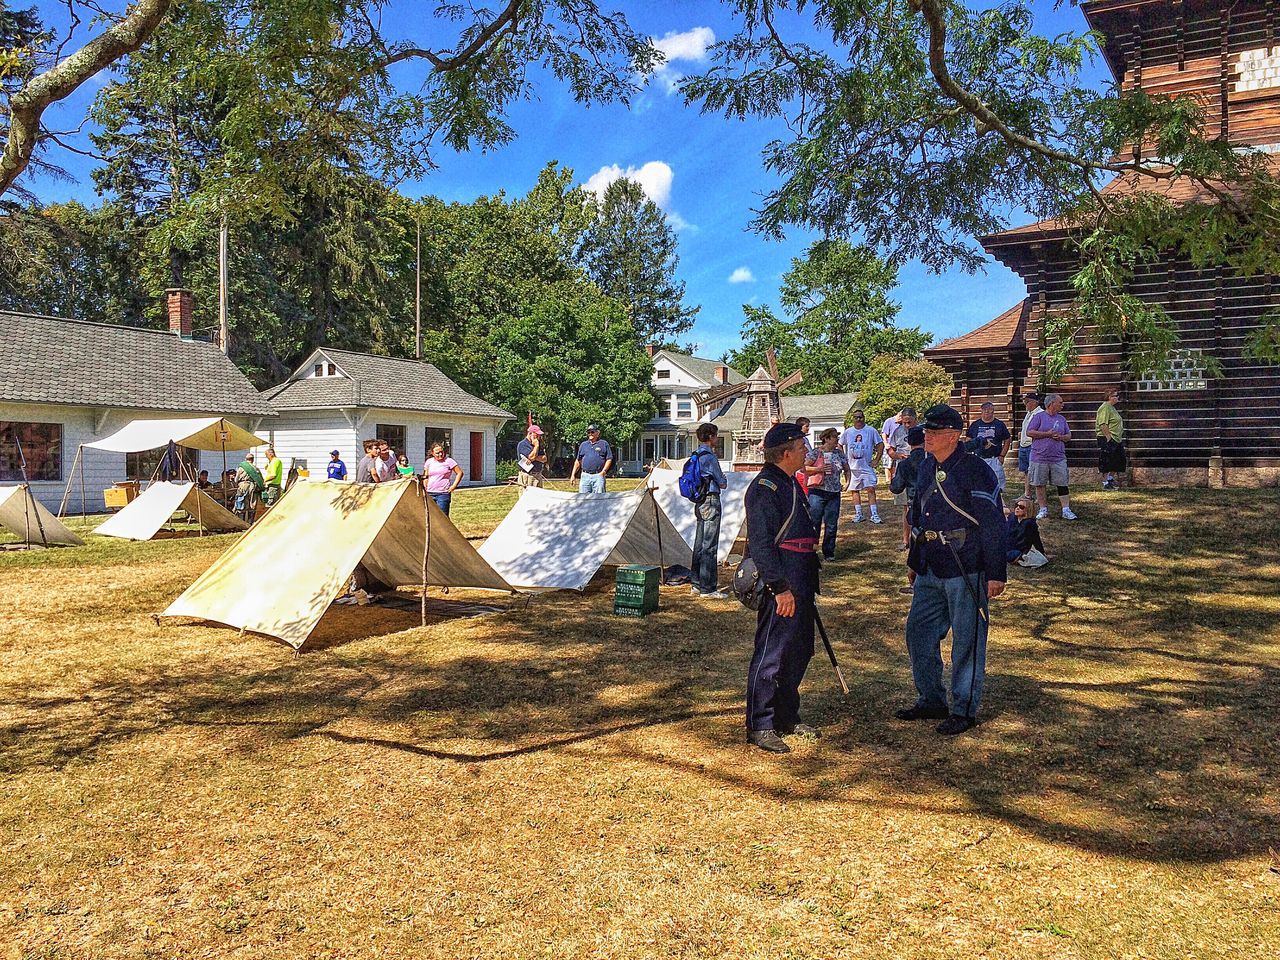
top-left (922, 404), bottom-right (965, 431)
top-left (763, 422), bottom-right (806, 448)
top-left (906, 426), bottom-right (926, 446)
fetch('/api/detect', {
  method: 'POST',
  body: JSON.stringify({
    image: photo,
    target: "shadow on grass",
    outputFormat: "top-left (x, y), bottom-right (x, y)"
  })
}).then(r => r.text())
top-left (2, 488), bottom-right (1279, 868)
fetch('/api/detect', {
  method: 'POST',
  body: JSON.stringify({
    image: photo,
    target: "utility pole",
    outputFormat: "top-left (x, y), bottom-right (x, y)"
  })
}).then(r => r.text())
top-left (218, 214), bottom-right (230, 354)
top-left (415, 214), bottom-right (422, 360)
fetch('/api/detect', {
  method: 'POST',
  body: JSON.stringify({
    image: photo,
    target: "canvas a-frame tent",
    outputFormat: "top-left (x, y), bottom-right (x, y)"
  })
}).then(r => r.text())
top-left (0, 485), bottom-right (83, 546)
top-left (163, 478), bottom-right (512, 649)
top-left (478, 485), bottom-right (690, 592)
top-left (61, 417), bottom-right (267, 517)
top-left (646, 466), bottom-right (751, 565)
top-left (94, 482), bottom-right (247, 541)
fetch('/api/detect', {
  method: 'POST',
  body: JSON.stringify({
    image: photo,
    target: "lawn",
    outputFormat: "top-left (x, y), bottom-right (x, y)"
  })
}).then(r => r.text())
top-left (1, 484), bottom-right (1278, 959)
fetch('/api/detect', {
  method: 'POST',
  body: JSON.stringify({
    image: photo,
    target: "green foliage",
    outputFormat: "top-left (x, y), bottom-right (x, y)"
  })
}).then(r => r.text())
top-left (726, 239), bottom-right (928, 394)
top-left (576, 177), bottom-right (698, 343)
top-left (486, 285), bottom-right (657, 455)
top-left (856, 355), bottom-right (953, 428)
top-left (683, 0), bottom-right (1280, 372)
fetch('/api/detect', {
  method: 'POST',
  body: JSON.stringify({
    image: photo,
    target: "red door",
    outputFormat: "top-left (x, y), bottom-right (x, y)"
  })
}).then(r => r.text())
top-left (470, 432), bottom-right (484, 481)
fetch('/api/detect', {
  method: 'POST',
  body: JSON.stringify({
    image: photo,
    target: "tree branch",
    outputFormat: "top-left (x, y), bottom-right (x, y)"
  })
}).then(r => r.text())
top-left (1, 0), bottom-right (173, 197)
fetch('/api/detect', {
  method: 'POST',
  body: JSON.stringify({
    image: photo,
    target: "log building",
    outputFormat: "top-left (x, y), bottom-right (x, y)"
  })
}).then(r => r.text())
top-left (926, 0), bottom-right (1280, 486)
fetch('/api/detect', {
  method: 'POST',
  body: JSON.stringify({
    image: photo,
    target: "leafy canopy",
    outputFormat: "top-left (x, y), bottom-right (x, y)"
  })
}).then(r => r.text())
top-left (856, 355), bottom-right (953, 430)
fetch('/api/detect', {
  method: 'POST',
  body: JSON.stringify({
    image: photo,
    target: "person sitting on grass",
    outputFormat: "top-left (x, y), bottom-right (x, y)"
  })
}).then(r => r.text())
top-left (1005, 497), bottom-right (1049, 567)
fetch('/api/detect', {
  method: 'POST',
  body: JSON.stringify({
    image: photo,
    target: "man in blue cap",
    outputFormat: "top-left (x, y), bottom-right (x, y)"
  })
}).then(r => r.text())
top-left (326, 449), bottom-right (347, 481)
top-left (571, 424), bottom-right (613, 494)
top-left (897, 404), bottom-right (1007, 736)
top-left (744, 421), bottom-right (822, 754)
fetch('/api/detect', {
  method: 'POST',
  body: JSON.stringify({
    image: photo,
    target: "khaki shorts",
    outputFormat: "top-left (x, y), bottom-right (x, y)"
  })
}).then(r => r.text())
top-left (517, 471), bottom-right (543, 489)
top-left (1027, 459), bottom-right (1068, 487)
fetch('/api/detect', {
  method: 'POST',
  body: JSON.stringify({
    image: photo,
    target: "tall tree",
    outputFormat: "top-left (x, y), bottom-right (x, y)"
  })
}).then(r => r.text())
top-left (726, 239), bottom-right (928, 394)
top-left (577, 177), bottom-right (698, 343)
top-left (685, 0), bottom-right (1280, 376)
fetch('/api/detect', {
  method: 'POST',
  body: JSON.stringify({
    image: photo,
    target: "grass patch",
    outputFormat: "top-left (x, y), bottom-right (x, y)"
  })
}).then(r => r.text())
top-left (0, 486), bottom-right (1278, 958)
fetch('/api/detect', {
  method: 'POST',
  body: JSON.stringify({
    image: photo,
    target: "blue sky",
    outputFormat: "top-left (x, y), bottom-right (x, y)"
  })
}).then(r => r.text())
top-left (27, 1), bottom-right (1108, 362)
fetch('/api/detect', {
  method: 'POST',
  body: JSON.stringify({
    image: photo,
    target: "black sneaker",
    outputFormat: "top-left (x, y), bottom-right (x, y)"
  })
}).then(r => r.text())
top-left (893, 704), bottom-right (950, 721)
top-left (778, 723), bottom-right (821, 739)
top-left (747, 729), bottom-right (791, 753)
top-left (936, 714), bottom-right (977, 736)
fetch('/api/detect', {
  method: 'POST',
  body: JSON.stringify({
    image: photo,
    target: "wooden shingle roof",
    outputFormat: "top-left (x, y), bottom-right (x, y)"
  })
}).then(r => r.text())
top-left (925, 300), bottom-right (1030, 357)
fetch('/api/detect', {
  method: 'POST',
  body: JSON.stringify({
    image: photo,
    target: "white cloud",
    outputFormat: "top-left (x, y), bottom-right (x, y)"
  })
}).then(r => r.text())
top-left (728, 267), bottom-right (756, 285)
top-left (653, 26), bottom-right (715, 64)
top-left (647, 26), bottom-right (715, 95)
top-left (583, 160), bottom-right (674, 209)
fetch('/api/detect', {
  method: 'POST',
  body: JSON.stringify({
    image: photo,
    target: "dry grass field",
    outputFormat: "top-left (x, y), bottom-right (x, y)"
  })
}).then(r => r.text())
top-left (1, 483), bottom-right (1278, 959)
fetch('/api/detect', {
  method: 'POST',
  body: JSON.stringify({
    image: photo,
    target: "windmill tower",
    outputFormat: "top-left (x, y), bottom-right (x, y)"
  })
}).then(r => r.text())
top-left (693, 349), bottom-right (803, 471)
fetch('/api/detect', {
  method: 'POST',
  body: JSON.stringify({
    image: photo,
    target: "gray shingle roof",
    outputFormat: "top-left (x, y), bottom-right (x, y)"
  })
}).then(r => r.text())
top-left (656, 350), bottom-right (745, 385)
top-left (0, 310), bottom-right (275, 416)
top-left (702, 392), bottom-right (859, 433)
top-left (265, 348), bottom-right (512, 420)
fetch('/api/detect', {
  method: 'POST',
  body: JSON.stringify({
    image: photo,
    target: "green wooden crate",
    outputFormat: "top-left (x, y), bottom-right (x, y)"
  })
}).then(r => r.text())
top-left (614, 582), bottom-right (660, 603)
top-left (615, 564), bottom-right (661, 588)
top-left (613, 602), bottom-right (655, 618)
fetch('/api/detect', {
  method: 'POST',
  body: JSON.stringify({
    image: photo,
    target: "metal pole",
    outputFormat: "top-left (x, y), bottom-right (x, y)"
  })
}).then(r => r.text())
top-left (218, 215), bottom-right (230, 354)
top-left (415, 214), bottom-right (422, 360)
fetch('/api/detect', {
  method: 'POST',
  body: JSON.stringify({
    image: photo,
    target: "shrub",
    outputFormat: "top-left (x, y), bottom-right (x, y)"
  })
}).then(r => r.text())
top-left (855, 355), bottom-right (953, 427)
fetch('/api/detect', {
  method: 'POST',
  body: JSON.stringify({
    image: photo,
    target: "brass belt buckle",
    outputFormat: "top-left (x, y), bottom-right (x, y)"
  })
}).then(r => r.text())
top-left (924, 530), bottom-right (939, 541)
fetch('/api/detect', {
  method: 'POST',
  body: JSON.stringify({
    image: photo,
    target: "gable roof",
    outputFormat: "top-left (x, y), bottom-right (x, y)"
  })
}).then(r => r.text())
top-left (265, 348), bottom-right (512, 420)
top-left (925, 300), bottom-right (1030, 357)
top-left (654, 350), bottom-right (746, 386)
top-left (704, 392), bottom-right (860, 433)
top-left (0, 311), bottom-right (275, 416)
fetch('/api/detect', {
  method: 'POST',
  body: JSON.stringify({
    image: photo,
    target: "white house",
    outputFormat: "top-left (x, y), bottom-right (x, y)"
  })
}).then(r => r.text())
top-left (0, 293), bottom-right (275, 514)
top-left (261, 348), bottom-right (512, 484)
top-left (615, 348), bottom-right (858, 474)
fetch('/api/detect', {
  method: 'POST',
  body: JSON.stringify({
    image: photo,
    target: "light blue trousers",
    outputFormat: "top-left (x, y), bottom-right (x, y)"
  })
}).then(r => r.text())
top-left (904, 570), bottom-right (989, 719)
top-left (579, 472), bottom-right (606, 494)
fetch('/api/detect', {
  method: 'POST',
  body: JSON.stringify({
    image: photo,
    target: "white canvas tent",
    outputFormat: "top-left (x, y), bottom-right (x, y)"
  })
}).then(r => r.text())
top-left (478, 485), bottom-right (689, 592)
top-left (0, 485), bottom-right (83, 546)
top-left (61, 417), bottom-right (267, 517)
top-left (646, 467), bottom-right (752, 565)
top-left (94, 482), bottom-right (247, 541)
top-left (163, 478), bottom-right (512, 649)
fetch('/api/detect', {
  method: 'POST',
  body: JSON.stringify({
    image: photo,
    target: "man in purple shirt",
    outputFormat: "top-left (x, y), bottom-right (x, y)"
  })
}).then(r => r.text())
top-left (1025, 393), bottom-right (1077, 521)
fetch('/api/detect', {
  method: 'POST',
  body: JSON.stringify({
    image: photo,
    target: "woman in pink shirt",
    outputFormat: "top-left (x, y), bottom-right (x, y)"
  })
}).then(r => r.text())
top-left (422, 443), bottom-right (463, 514)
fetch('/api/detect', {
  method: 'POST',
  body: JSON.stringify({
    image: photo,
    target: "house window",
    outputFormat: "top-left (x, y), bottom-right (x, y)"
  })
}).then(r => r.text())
top-left (126, 444), bottom-right (196, 482)
top-left (314, 364), bottom-right (324, 377)
top-left (656, 368), bottom-right (670, 379)
top-left (676, 392), bottom-right (692, 417)
top-left (643, 436), bottom-right (657, 463)
top-left (328, 363), bottom-right (337, 376)
top-left (425, 426), bottom-right (453, 455)
top-left (0, 421), bottom-right (63, 482)
top-left (1136, 350), bottom-right (1209, 392)
top-left (714, 436), bottom-right (726, 459)
top-left (376, 424), bottom-right (407, 457)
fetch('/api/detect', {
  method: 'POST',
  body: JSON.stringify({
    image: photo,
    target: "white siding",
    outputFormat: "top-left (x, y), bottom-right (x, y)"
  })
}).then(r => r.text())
top-left (1, 402), bottom-right (267, 514)
top-left (264, 407), bottom-right (508, 485)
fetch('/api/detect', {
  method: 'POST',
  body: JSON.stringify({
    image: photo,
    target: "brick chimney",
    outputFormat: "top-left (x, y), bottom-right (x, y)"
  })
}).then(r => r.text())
top-left (644, 343), bottom-right (657, 358)
top-left (715, 364), bottom-right (730, 384)
top-left (166, 288), bottom-right (194, 338)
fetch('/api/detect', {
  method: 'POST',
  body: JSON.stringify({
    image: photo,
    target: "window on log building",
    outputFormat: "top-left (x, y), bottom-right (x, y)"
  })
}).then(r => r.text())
top-left (1136, 350), bottom-right (1209, 392)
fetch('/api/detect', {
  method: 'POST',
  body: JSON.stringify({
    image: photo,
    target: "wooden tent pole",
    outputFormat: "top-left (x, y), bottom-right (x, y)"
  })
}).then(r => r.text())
top-left (79, 446), bottom-right (87, 520)
top-left (14, 436), bottom-right (49, 546)
top-left (420, 479), bottom-right (431, 627)
top-left (652, 489), bottom-right (666, 585)
top-left (58, 444), bottom-right (82, 518)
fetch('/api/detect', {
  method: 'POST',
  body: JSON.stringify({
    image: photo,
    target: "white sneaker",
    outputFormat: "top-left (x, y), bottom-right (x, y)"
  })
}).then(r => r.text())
top-left (869, 513), bottom-right (882, 524)
top-left (852, 513), bottom-right (863, 523)
top-left (1036, 508), bottom-right (1048, 520)
top-left (1061, 508), bottom-right (1078, 521)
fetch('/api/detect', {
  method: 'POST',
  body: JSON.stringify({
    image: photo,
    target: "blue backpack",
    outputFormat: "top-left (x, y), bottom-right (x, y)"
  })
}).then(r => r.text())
top-left (678, 450), bottom-right (712, 502)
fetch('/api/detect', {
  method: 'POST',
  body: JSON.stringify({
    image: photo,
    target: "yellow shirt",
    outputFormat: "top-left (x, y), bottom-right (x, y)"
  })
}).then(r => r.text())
top-left (1095, 402), bottom-right (1123, 442)
top-left (262, 456), bottom-right (284, 487)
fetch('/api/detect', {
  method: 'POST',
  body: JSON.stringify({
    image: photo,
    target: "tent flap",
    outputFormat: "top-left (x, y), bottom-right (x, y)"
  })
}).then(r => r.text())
top-left (95, 482), bottom-right (247, 541)
top-left (0, 485), bottom-right (84, 546)
top-left (86, 417), bottom-right (265, 453)
top-left (478, 486), bottom-right (689, 592)
top-left (162, 479), bottom-right (511, 649)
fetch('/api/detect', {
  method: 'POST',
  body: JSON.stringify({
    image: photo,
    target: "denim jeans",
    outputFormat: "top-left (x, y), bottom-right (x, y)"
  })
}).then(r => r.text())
top-left (904, 570), bottom-right (989, 718)
top-left (691, 494), bottom-right (722, 593)
top-left (579, 472), bottom-right (606, 494)
top-left (430, 492), bottom-right (452, 515)
top-left (807, 490), bottom-right (840, 559)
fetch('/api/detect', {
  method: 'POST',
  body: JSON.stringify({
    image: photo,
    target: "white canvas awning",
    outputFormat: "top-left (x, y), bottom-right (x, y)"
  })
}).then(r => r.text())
top-left (86, 417), bottom-right (265, 453)
top-left (478, 486), bottom-right (689, 592)
top-left (0, 485), bottom-right (84, 546)
top-left (95, 482), bottom-right (248, 541)
top-left (163, 479), bottom-right (512, 649)
top-left (646, 467), bottom-right (751, 565)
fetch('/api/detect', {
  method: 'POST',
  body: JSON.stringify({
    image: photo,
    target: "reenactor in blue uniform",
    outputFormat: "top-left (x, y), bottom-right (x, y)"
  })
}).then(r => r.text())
top-left (897, 404), bottom-right (1008, 735)
top-left (744, 422), bottom-right (822, 754)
